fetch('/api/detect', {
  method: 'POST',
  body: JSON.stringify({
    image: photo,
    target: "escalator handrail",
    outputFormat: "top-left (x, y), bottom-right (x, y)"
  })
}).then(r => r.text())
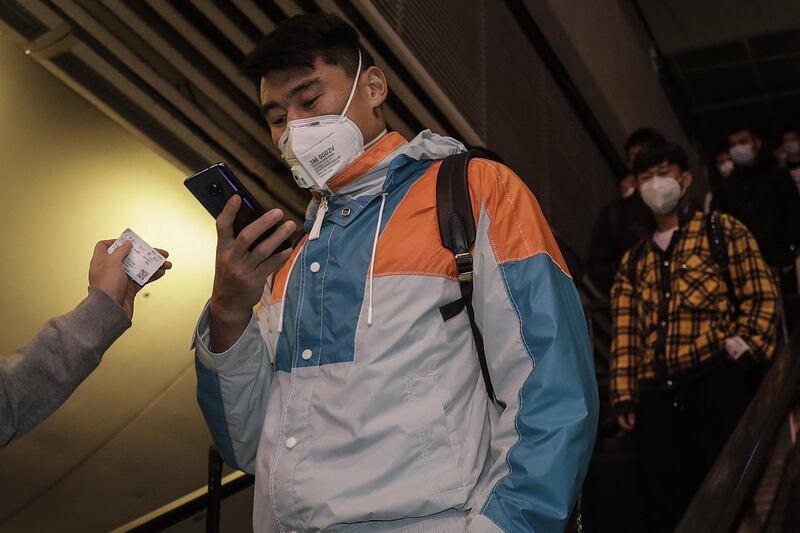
top-left (109, 456), bottom-right (253, 533)
top-left (676, 326), bottom-right (800, 533)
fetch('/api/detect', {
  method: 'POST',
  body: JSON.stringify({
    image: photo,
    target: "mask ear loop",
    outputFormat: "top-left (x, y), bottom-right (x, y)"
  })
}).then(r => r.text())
top-left (338, 49), bottom-right (363, 124)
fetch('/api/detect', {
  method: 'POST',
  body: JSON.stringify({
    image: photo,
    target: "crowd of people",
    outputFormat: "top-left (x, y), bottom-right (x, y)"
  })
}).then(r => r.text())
top-left (588, 125), bottom-right (800, 532)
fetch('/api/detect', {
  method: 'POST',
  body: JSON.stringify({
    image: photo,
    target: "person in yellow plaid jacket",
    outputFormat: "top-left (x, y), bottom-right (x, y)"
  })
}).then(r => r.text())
top-left (609, 141), bottom-right (779, 532)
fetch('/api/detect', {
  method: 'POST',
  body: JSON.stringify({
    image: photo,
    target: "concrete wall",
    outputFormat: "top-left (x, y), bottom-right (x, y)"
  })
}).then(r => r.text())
top-left (0, 36), bottom-right (251, 532)
top-left (526, 0), bottom-right (691, 158)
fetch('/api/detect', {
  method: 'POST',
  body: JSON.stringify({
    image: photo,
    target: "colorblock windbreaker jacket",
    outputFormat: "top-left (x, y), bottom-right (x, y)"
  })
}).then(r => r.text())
top-left (194, 131), bottom-right (599, 533)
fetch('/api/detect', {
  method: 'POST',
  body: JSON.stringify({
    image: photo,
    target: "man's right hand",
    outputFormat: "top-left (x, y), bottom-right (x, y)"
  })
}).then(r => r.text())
top-left (209, 195), bottom-right (295, 353)
top-left (617, 412), bottom-right (636, 431)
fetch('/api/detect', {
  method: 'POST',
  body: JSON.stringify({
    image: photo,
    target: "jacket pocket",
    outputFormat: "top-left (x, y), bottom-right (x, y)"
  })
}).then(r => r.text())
top-left (404, 372), bottom-right (465, 495)
top-left (676, 255), bottom-right (723, 311)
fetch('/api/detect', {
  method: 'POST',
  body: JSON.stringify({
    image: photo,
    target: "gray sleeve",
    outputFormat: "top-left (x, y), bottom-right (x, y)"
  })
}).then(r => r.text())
top-left (0, 287), bottom-right (131, 446)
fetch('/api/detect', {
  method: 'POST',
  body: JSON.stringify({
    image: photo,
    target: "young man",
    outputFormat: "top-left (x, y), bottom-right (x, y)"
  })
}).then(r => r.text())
top-left (783, 126), bottom-right (800, 192)
top-left (610, 142), bottom-right (779, 532)
top-left (1, 240), bottom-right (171, 446)
top-left (712, 126), bottom-right (800, 279)
top-left (715, 149), bottom-right (734, 179)
top-left (587, 128), bottom-right (664, 294)
top-left (194, 13), bottom-right (598, 533)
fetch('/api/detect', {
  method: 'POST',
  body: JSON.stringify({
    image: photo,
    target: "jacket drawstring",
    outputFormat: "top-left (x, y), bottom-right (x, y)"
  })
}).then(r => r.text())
top-left (367, 193), bottom-right (388, 326)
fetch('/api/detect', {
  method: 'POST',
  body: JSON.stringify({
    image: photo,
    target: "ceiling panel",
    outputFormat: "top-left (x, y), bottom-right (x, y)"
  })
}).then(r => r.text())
top-left (0, 0), bottom-right (454, 222)
top-left (674, 42), bottom-right (749, 71)
top-left (634, 0), bottom-right (800, 152)
top-left (683, 65), bottom-right (760, 107)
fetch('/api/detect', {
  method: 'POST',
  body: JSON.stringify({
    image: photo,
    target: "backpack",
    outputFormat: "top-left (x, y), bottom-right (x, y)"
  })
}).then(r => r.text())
top-left (437, 151), bottom-right (587, 531)
top-left (436, 148), bottom-right (583, 532)
top-left (435, 149), bottom-right (589, 409)
top-left (436, 148), bottom-right (504, 408)
top-left (625, 210), bottom-right (740, 312)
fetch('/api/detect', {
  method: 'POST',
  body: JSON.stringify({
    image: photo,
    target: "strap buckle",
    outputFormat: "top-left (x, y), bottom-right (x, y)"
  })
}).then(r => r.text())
top-left (455, 252), bottom-right (473, 282)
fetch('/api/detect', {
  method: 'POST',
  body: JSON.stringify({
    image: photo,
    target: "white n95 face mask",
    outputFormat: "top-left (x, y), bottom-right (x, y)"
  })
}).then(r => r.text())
top-left (278, 52), bottom-right (365, 190)
top-left (640, 175), bottom-right (684, 214)
top-left (730, 144), bottom-right (756, 166)
top-left (784, 141), bottom-right (800, 156)
top-left (718, 160), bottom-right (734, 177)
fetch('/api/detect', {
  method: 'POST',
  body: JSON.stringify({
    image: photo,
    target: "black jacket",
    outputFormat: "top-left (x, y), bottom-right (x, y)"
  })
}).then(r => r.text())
top-left (711, 159), bottom-right (800, 267)
top-left (587, 191), bottom-right (651, 294)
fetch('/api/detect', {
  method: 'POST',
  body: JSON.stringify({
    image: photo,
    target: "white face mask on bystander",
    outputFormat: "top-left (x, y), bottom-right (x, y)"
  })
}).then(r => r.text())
top-left (640, 175), bottom-right (684, 214)
top-left (718, 160), bottom-right (734, 177)
top-left (730, 144), bottom-right (756, 166)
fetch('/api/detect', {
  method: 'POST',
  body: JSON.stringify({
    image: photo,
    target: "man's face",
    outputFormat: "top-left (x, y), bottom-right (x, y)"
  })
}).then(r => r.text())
top-left (716, 152), bottom-right (732, 166)
top-left (636, 161), bottom-right (685, 187)
top-left (259, 58), bottom-right (373, 146)
top-left (784, 131), bottom-right (800, 163)
top-left (716, 150), bottom-right (734, 176)
top-left (728, 129), bottom-right (762, 152)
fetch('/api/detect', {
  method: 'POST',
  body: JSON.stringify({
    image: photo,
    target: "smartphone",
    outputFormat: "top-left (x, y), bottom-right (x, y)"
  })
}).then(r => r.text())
top-left (185, 162), bottom-right (292, 252)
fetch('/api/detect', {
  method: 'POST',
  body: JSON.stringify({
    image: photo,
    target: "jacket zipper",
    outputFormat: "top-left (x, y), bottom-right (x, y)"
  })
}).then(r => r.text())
top-left (308, 196), bottom-right (328, 241)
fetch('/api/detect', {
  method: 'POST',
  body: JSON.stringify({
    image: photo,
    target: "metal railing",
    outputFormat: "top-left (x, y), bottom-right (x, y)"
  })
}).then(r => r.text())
top-left (110, 447), bottom-right (253, 533)
top-left (676, 326), bottom-right (800, 533)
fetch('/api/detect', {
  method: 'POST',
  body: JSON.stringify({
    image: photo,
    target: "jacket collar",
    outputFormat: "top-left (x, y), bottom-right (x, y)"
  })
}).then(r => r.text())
top-left (304, 130), bottom-right (466, 231)
top-left (325, 132), bottom-right (407, 194)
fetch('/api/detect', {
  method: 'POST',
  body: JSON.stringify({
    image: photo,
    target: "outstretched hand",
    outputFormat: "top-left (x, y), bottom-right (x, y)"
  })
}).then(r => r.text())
top-left (89, 240), bottom-right (172, 319)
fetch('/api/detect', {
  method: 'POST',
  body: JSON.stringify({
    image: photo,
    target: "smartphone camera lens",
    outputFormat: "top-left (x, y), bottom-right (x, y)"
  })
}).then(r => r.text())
top-left (207, 183), bottom-right (222, 196)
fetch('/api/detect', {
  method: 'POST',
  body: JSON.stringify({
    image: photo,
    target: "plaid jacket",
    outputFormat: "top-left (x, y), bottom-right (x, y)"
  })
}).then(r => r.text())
top-left (610, 210), bottom-right (778, 408)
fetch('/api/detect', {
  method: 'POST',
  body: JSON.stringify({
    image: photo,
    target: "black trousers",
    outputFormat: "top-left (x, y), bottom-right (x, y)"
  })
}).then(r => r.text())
top-left (634, 360), bottom-right (755, 533)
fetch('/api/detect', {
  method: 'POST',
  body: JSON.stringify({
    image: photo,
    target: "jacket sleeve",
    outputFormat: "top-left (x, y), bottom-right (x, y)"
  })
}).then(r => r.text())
top-left (723, 215), bottom-right (779, 362)
top-left (609, 248), bottom-right (642, 412)
top-left (1, 287), bottom-right (130, 447)
top-left (467, 161), bottom-right (599, 533)
top-left (193, 300), bottom-right (275, 474)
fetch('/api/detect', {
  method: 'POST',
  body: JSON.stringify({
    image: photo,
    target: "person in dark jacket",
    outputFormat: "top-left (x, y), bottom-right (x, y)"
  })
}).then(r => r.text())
top-left (712, 126), bottom-right (800, 296)
top-left (782, 126), bottom-right (800, 192)
top-left (587, 128), bottom-right (665, 293)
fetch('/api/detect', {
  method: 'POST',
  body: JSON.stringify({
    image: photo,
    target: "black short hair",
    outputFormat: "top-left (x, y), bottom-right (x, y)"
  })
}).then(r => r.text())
top-left (781, 123), bottom-right (800, 136)
top-left (241, 13), bottom-right (375, 80)
top-left (624, 128), bottom-right (666, 155)
top-left (632, 142), bottom-right (689, 174)
top-left (727, 124), bottom-right (761, 139)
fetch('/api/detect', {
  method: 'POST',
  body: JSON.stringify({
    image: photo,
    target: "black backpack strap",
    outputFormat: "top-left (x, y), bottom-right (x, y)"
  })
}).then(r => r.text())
top-left (436, 149), bottom-right (505, 409)
top-left (706, 211), bottom-right (740, 313)
top-left (437, 151), bottom-right (477, 314)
